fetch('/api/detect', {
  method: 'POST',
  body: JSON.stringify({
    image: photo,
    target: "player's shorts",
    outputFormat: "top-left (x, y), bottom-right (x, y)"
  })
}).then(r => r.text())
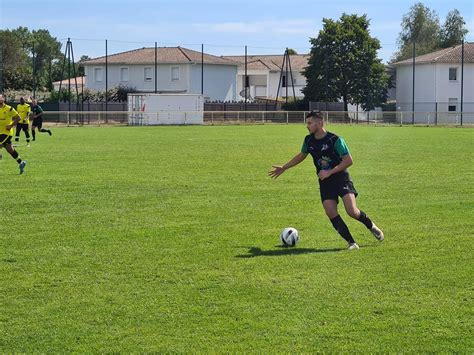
top-left (319, 174), bottom-right (358, 203)
top-left (0, 134), bottom-right (13, 147)
top-left (17, 123), bottom-right (29, 131)
top-left (32, 117), bottom-right (43, 129)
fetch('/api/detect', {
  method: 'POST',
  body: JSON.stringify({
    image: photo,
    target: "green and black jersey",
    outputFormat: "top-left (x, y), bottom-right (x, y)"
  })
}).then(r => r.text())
top-left (31, 104), bottom-right (43, 117)
top-left (301, 131), bottom-right (350, 180)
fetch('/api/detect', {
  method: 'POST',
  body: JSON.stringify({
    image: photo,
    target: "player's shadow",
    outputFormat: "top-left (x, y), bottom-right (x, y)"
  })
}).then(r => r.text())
top-left (235, 246), bottom-right (345, 258)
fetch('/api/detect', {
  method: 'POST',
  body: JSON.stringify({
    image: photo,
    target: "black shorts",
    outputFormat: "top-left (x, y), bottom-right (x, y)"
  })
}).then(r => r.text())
top-left (32, 117), bottom-right (43, 129)
top-left (0, 134), bottom-right (12, 147)
top-left (17, 123), bottom-right (29, 131)
top-left (319, 175), bottom-right (358, 203)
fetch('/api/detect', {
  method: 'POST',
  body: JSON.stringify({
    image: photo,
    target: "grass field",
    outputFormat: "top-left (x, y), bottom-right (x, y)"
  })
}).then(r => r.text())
top-left (1, 124), bottom-right (473, 352)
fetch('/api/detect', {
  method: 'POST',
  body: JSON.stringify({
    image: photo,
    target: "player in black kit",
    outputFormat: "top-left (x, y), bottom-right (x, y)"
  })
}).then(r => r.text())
top-left (269, 110), bottom-right (384, 250)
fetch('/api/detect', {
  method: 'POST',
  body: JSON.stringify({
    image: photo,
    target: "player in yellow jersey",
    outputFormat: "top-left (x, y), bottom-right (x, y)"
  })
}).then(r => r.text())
top-left (0, 94), bottom-right (27, 174)
top-left (15, 97), bottom-right (32, 147)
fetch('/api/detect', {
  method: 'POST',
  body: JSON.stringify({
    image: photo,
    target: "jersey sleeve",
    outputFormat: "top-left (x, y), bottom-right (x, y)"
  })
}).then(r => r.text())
top-left (301, 136), bottom-right (309, 153)
top-left (334, 137), bottom-right (350, 157)
top-left (9, 107), bottom-right (19, 119)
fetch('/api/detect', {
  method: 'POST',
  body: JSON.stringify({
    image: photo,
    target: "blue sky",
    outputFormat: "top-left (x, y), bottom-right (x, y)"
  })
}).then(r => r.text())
top-left (1, 0), bottom-right (473, 63)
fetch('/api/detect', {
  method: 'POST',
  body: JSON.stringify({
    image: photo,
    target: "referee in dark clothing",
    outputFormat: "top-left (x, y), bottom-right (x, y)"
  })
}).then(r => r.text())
top-left (30, 99), bottom-right (52, 141)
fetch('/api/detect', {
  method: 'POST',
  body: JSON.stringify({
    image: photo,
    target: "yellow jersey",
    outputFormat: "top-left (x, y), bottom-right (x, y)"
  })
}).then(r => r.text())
top-left (16, 103), bottom-right (31, 124)
top-left (0, 104), bottom-right (19, 136)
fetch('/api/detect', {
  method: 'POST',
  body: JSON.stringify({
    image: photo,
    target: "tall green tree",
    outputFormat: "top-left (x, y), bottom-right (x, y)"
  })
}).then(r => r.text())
top-left (393, 3), bottom-right (469, 62)
top-left (393, 2), bottom-right (440, 61)
top-left (439, 9), bottom-right (468, 47)
top-left (303, 14), bottom-right (390, 111)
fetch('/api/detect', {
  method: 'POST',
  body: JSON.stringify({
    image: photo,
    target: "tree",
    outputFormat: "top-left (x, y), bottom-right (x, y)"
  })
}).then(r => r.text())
top-left (439, 9), bottom-right (468, 47)
top-left (303, 14), bottom-right (390, 111)
top-left (286, 48), bottom-right (298, 55)
top-left (393, 2), bottom-right (441, 61)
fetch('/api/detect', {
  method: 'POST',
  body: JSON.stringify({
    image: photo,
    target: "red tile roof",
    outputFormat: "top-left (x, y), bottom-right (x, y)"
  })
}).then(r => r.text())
top-left (392, 43), bottom-right (474, 66)
top-left (222, 54), bottom-right (309, 71)
top-left (82, 46), bottom-right (238, 66)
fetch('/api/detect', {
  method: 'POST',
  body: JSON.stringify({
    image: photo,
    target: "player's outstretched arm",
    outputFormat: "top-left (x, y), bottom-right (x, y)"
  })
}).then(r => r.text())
top-left (268, 152), bottom-right (307, 179)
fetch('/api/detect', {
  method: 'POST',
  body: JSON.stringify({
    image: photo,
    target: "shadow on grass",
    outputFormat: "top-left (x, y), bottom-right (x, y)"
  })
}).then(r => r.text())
top-left (236, 246), bottom-right (345, 258)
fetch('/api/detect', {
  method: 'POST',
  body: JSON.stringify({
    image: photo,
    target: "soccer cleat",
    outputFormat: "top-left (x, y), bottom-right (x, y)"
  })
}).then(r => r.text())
top-left (348, 243), bottom-right (360, 250)
top-left (19, 161), bottom-right (26, 174)
top-left (48, 131), bottom-right (52, 136)
top-left (26, 143), bottom-right (31, 147)
top-left (370, 223), bottom-right (384, 241)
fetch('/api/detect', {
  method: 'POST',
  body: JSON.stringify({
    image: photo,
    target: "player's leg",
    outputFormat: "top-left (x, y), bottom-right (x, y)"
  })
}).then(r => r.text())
top-left (322, 199), bottom-right (358, 248)
top-left (14, 125), bottom-right (21, 143)
top-left (23, 124), bottom-right (31, 146)
top-left (342, 193), bottom-right (384, 241)
top-left (38, 120), bottom-right (52, 136)
top-left (31, 125), bottom-right (36, 141)
top-left (3, 137), bottom-right (26, 174)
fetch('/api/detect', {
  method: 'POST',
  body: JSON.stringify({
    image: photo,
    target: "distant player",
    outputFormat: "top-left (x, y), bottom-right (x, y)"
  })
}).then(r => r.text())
top-left (30, 98), bottom-right (52, 140)
top-left (15, 97), bottom-right (32, 147)
top-left (268, 110), bottom-right (383, 250)
top-left (0, 94), bottom-right (27, 174)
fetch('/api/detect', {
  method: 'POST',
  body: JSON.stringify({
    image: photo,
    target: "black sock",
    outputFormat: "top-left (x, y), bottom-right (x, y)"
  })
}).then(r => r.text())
top-left (9, 150), bottom-right (21, 163)
top-left (32, 130), bottom-right (36, 140)
top-left (357, 210), bottom-right (373, 229)
top-left (330, 215), bottom-right (356, 244)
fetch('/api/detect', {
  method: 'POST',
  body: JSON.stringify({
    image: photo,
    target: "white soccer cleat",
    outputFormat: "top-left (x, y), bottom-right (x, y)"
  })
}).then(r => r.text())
top-left (348, 243), bottom-right (360, 250)
top-left (371, 224), bottom-right (384, 241)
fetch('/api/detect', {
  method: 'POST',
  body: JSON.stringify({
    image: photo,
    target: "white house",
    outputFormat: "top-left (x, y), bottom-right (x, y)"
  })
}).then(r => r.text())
top-left (222, 54), bottom-right (309, 100)
top-left (82, 47), bottom-right (238, 102)
top-left (392, 43), bottom-right (474, 123)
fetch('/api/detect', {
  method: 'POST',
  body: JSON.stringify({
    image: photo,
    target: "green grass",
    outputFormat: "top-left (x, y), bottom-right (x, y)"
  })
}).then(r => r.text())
top-left (1, 124), bottom-right (473, 352)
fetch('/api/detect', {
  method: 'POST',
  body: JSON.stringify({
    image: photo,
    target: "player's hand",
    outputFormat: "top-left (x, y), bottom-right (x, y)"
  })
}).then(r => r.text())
top-left (318, 170), bottom-right (332, 180)
top-left (268, 165), bottom-right (286, 179)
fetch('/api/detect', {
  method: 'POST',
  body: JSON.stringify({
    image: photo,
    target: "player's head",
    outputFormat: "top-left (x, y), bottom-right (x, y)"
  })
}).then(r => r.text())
top-left (31, 98), bottom-right (37, 105)
top-left (0, 94), bottom-right (4, 105)
top-left (305, 110), bottom-right (324, 133)
top-left (20, 97), bottom-right (25, 104)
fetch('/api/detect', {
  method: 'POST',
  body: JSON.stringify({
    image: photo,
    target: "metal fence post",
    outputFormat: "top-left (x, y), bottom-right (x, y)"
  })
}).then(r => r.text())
top-left (262, 111), bottom-right (264, 124)
top-left (184, 112), bottom-right (187, 125)
top-left (400, 112), bottom-right (403, 126)
top-left (211, 111), bottom-right (214, 125)
top-left (67, 111), bottom-right (70, 127)
top-left (98, 112), bottom-right (101, 126)
top-left (286, 112), bottom-right (289, 124)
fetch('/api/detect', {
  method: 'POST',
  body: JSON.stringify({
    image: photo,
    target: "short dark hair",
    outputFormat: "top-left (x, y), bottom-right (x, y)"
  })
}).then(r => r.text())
top-left (306, 110), bottom-right (323, 120)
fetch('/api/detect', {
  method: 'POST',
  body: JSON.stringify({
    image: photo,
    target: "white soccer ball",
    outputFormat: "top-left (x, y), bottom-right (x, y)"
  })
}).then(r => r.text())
top-left (280, 227), bottom-right (299, 247)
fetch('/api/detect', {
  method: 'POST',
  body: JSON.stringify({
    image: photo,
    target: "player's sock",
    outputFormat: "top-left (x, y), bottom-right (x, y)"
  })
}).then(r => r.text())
top-left (330, 215), bottom-right (356, 244)
top-left (15, 137), bottom-right (19, 142)
top-left (357, 210), bottom-right (373, 229)
top-left (32, 130), bottom-right (36, 140)
top-left (9, 150), bottom-right (22, 164)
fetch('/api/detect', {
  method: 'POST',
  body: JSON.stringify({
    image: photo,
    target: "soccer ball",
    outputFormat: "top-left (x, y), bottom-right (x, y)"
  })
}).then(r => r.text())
top-left (280, 227), bottom-right (299, 247)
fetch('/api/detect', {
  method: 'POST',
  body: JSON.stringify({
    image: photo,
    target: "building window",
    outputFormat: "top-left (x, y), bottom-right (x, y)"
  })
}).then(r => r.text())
top-left (120, 68), bottom-right (129, 82)
top-left (448, 98), bottom-right (457, 112)
top-left (144, 68), bottom-right (152, 82)
top-left (171, 66), bottom-right (180, 81)
top-left (449, 68), bottom-right (457, 81)
top-left (94, 68), bottom-right (103, 82)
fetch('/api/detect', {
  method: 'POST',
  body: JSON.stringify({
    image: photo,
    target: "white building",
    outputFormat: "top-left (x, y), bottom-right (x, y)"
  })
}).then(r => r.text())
top-left (392, 43), bottom-right (474, 123)
top-left (222, 54), bottom-right (309, 100)
top-left (82, 47), bottom-right (238, 102)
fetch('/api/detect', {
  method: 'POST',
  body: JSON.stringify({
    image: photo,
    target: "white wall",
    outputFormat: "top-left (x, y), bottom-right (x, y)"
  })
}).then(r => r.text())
top-left (85, 63), bottom-right (236, 102)
top-left (85, 64), bottom-right (191, 92)
top-left (189, 64), bottom-right (237, 101)
top-left (396, 62), bottom-right (474, 123)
